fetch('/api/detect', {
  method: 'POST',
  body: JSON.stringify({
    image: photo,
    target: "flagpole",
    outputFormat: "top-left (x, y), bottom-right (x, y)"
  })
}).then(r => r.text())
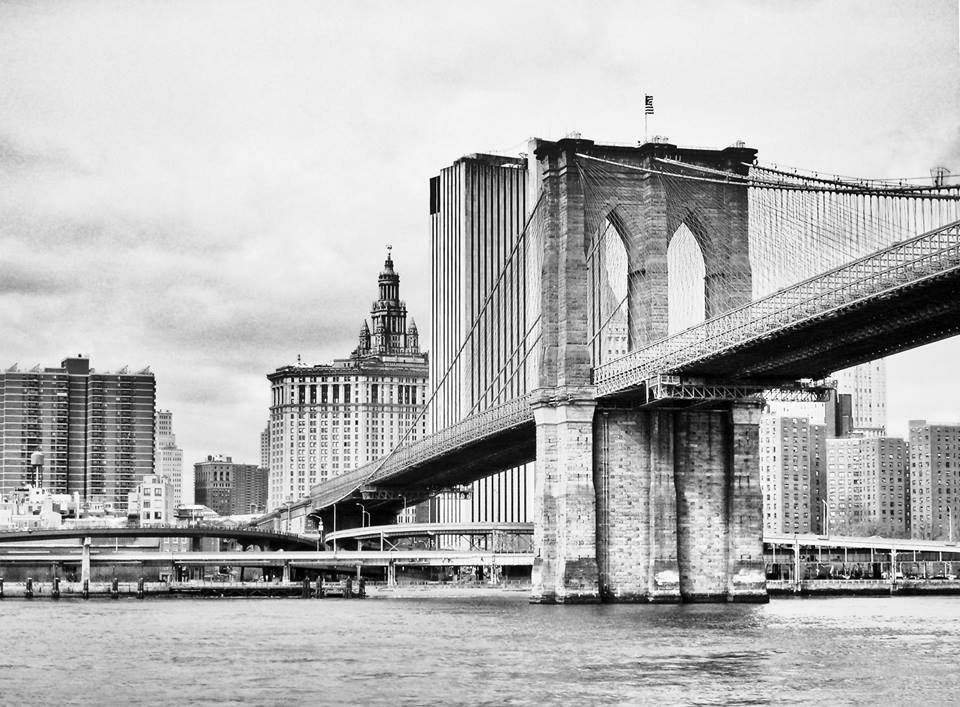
top-left (643, 94), bottom-right (653, 144)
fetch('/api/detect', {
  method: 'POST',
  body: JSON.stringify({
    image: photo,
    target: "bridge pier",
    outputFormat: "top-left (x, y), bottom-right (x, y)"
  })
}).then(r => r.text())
top-left (530, 395), bottom-right (600, 604)
top-left (594, 403), bottom-right (766, 603)
top-left (595, 408), bottom-right (680, 602)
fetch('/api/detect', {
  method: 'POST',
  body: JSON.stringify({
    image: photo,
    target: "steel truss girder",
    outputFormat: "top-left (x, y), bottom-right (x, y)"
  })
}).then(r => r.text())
top-left (642, 378), bottom-right (832, 406)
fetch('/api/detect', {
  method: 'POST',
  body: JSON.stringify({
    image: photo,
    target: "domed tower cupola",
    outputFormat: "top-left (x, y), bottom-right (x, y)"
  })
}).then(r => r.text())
top-left (368, 245), bottom-right (409, 355)
top-left (378, 246), bottom-right (400, 303)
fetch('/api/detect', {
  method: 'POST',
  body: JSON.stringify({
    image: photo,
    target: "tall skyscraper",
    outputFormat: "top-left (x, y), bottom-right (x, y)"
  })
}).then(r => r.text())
top-left (909, 420), bottom-right (960, 540)
top-left (194, 455), bottom-right (268, 516)
top-left (428, 153), bottom-right (533, 523)
top-left (0, 356), bottom-right (155, 510)
top-left (826, 436), bottom-right (908, 537)
top-left (267, 252), bottom-right (429, 511)
top-left (834, 359), bottom-right (887, 433)
top-left (154, 410), bottom-right (187, 507)
top-left (260, 423), bottom-right (270, 471)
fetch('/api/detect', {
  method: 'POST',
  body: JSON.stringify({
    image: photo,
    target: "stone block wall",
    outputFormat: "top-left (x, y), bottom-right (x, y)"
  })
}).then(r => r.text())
top-left (531, 399), bottom-right (600, 603)
top-left (594, 404), bottom-right (766, 603)
top-left (674, 410), bottom-right (731, 601)
top-left (594, 408), bottom-right (680, 601)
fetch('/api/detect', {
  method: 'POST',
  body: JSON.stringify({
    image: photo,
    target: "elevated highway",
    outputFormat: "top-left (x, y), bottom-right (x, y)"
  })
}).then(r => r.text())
top-left (0, 525), bottom-right (317, 550)
top-left (0, 549), bottom-right (533, 568)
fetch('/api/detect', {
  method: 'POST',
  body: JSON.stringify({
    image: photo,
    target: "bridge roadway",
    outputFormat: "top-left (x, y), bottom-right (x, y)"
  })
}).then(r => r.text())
top-left (309, 398), bottom-right (534, 520)
top-left (325, 521), bottom-right (531, 543)
top-left (300, 219), bottom-right (960, 523)
top-left (0, 525), bottom-right (317, 550)
top-left (595, 219), bottom-right (960, 396)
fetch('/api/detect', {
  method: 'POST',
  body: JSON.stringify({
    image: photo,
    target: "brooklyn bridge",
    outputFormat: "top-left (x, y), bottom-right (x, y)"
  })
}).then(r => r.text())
top-left (267, 136), bottom-right (960, 604)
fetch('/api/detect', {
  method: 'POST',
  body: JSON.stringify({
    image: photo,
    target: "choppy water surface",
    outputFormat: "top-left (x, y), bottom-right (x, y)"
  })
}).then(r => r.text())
top-left (2, 594), bottom-right (960, 705)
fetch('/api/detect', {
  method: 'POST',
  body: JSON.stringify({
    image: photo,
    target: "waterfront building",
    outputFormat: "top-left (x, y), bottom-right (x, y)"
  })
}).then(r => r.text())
top-left (0, 483), bottom-right (76, 530)
top-left (154, 410), bottom-right (188, 507)
top-left (127, 474), bottom-right (175, 525)
top-left (269, 252), bottom-right (429, 512)
top-left (834, 360), bottom-right (887, 432)
top-left (0, 356), bottom-right (155, 511)
top-left (760, 416), bottom-right (816, 534)
top-left (758, 391), bottom-right (855, 534)
top-left (909, 420), bottom-right (960, 540)
top-left (809, 423), bottom-right (828, 534)
top-left (194, 455), bottom-right (269, 516)
top-left (826, 436), bottom-right (908, 537)
top-left (428, 153), bottom-right (533, 523)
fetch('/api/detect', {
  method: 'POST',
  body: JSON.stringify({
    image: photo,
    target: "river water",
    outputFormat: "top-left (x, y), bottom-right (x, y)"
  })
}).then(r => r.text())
top-left (2, 593), bottom-right (959, 706)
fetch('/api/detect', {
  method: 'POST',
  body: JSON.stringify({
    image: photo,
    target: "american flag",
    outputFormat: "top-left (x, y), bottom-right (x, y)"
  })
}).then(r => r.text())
top-left (644, 95), bottom-right (654, 115)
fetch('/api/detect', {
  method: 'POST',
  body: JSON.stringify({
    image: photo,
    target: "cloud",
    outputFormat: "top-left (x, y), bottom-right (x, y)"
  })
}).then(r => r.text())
top-left (0, 132), bottom-right (80, 173)
top-left (0, 0), bottom-right (957, 472)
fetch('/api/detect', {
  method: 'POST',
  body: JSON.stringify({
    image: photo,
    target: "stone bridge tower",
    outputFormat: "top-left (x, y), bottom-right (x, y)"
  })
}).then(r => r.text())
top-left (529, 137), bottom-right (766, 603)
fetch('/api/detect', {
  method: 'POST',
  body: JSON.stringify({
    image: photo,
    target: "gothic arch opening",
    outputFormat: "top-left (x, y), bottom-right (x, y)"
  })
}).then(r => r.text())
top-left (591, 217), bottom-right (629, 367)
top-left (667, 223), bottom-right (707, 335)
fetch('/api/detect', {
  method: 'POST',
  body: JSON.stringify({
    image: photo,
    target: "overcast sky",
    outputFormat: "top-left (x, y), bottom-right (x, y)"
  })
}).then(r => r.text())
top-left (1, 0), bottom-right (958, 469)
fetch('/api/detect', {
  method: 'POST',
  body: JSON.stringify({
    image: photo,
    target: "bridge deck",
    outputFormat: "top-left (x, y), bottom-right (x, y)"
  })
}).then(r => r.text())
top-left (595, 220), bottom-right (960, 396)
top-left (311, 398), bottom-right (534, 511)
top-left (304, 221), bottom-right (960, 517)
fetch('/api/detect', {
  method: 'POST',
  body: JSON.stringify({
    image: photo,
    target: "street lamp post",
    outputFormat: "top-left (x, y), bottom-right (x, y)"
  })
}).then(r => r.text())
top-left (356, 503), bottom-right (370, 528)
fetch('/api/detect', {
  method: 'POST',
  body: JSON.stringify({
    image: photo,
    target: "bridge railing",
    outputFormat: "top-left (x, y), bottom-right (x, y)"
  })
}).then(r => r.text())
top-left (594, 220), bottom-right (960, 396)
top-left (313, 397), bottom-right (534, 508)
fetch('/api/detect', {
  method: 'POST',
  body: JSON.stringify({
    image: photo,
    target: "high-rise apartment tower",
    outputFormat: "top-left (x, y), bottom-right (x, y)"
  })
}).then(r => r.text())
top-left (0, 356), bottom-right (155, 510)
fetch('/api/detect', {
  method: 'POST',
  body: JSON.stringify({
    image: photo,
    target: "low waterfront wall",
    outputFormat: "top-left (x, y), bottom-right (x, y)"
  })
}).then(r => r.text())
top-left (0, 578), bottom-right (365, 599)
top-left (768, 578), bottom-right (960, 596)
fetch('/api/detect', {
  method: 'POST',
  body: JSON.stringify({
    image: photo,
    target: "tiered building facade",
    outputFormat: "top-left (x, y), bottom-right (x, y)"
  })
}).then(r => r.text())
top-left (154, 410), bottom-right (187, 507)
top-left (267, 252), bottom-right (428, 511)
